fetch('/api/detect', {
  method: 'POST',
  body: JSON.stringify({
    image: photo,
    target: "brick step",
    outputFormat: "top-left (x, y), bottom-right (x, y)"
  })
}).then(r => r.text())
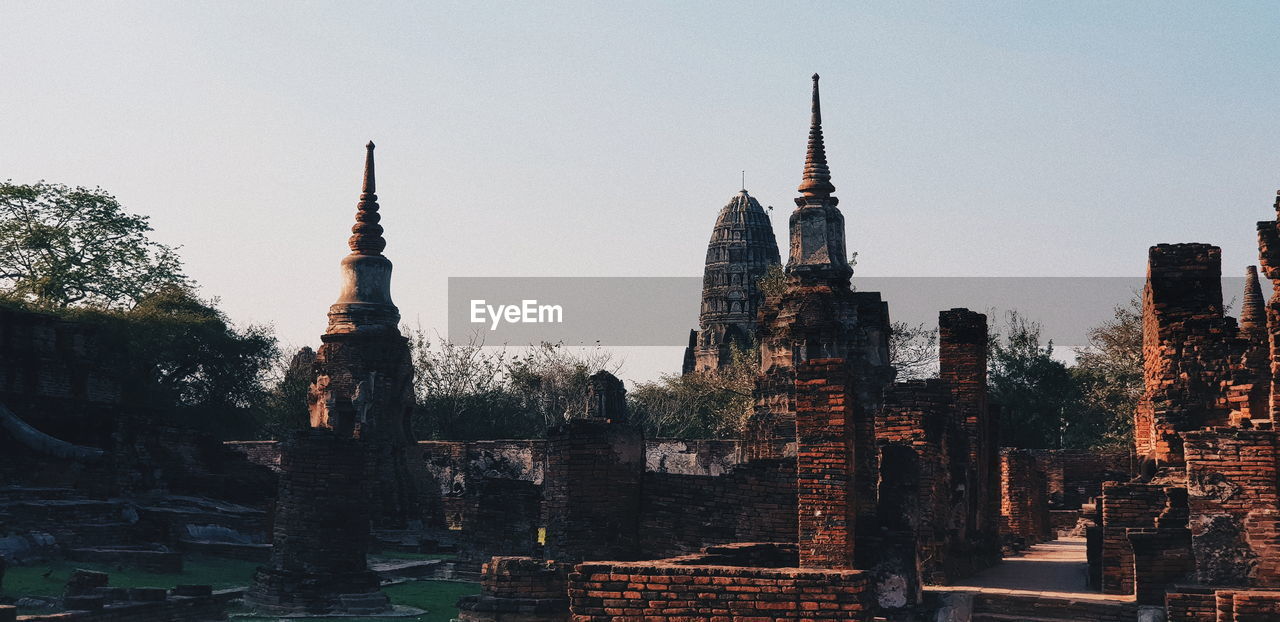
top-left (973, 593), bottom-right (1138, 622)
top-left (974, 614), bottom-right (1084, 622)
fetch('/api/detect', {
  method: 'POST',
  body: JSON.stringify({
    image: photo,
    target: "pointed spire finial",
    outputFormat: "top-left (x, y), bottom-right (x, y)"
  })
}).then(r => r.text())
top-left (798, 74), bottom-right (835, 198)
top-left (349, 141), bottom-right (386, 255)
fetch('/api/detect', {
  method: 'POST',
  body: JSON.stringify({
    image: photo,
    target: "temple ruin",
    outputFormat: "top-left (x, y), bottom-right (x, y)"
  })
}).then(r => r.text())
top-left (3, 76), bottom-right (1280, 622)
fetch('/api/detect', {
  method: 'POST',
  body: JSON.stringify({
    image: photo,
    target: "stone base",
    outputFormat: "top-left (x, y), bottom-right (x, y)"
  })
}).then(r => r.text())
top-left (245, 567), bottom-right (391, 616)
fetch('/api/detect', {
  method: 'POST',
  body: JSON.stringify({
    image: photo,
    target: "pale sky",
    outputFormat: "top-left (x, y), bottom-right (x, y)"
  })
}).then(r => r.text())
top-left (3, 2), bottom-right (1278, 381)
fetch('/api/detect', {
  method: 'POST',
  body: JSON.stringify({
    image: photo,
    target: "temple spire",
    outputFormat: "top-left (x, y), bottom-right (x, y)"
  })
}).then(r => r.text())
top-left (1242, 265), bottom-right (1267, 342)
top-left (798, 74), bottom-right (835, 198)
top-left (349, 141), bottom-right (386, 256)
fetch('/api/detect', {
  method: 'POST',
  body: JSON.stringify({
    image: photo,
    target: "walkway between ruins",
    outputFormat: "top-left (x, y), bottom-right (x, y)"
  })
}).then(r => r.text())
top-left (925, 537), bottom-right (1134, 602)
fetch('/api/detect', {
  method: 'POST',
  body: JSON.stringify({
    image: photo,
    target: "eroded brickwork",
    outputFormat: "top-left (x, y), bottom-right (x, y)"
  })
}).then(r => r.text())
top-left (246, 429), bottom-right (388, 615)
top-left (456, 557), bottom-right (571, 622)
top-left (795, 358), bottom-right (858, 569)
top-left (568, 550), bottom-right (873, 621)
top-left (1000, 449), bottom-right (1051, 549)
top-left (1137, 244), bottom-right (1234, 466)
top-left (1183, 428), bottom-right (1280, 587)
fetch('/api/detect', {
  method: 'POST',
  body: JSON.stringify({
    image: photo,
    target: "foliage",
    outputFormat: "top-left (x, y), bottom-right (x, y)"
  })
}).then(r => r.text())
top-left (257, 346), bottom-right (317, 438)
top-left (988, 310), bottom-right (1087, 449)
top-left (890, 321), bottom-right (938, 380)
top-left (0, 182), bottom-right (188, 309)
top-left (57, 286), bottom-right (279, 438)
top-left (408, 331), bottom-right (620, 440)
top-left (629, 343), bottom-right (757, 438)
top-left (757, 263), bottom-right (786, 297)
top-left (1071, 295), bottom-right (1142, 448)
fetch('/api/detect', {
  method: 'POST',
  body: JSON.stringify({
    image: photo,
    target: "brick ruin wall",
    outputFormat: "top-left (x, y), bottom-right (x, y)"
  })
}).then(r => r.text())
top-left (1028, 448), bottom-right (1133, 509)
top-left (1137, 244), bottom-right (1235, 466)
top-left (567, 544), bottom-right (874, 622)
top-left (1100, 482), bottom-right (1168, 595)
top-left (794, 359), bottom-right (858, 569)
top-left (1183, 428), bottom-right (1280, 587)
top-left (457, 556), bottom-right (572, 622)
top-left (639, 459), bottom-right (795, 558)
top-left (1000, 449), bottom-right (1051, 548)
top-left (1167, 587), bottom-right (1280, 622)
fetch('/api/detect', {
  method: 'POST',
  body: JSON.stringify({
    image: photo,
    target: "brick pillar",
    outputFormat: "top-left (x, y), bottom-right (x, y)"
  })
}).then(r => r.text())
top-left (795, 358), bottom-right (856, 569)
top-left (1099, 482), bottom-right (1167, 595)
top-left (939, 308), bottom-right (999, 552)
top-left (247, 429), bottom-right (389, 615)
top-left (1257, 191), bottom-right (1280, 420)
top-left (1140, 244), bottom-right (1233, 467)
top-left (543, 371), bottom-right (642, 562)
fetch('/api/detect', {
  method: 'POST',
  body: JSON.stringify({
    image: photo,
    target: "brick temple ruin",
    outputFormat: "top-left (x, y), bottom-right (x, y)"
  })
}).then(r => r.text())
top-left (3, 76), bottom-right (1280, 622)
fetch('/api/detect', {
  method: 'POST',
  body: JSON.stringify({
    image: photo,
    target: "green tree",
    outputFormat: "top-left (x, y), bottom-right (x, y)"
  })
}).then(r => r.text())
top-left (258, 346), bottom-right (317, 438)
top-left (628, 343), bottom-right (756, 439)
top-left (0, 182), bottom-right (188, 308)
top-left (74, 285), bottom-right (279, 438)
top-left (1072, 295), bottom-right (1142, 448)
top-left (988, 311), bottom-right (1088, 449)
top-left (408, 330), bottom-right (532, 440)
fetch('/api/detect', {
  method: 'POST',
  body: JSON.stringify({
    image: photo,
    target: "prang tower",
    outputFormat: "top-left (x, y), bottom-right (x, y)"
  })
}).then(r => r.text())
top-left (683, 190), bottom-right (781, 374)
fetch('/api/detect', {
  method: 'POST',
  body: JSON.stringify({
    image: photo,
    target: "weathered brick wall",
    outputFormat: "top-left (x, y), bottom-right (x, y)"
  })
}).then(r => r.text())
top-left (1183, 428), bottom-right (1280, 587)
top-left (1138, 244), bottom-right (1234, 466)
top-left (1028, 448), bottom-right (1133, 509)
top-left (567, 556), bottom-right (873, 621)
top-left (1166, 587), bottom-right (1216, 622)
top-left (795, 358), bottom-right (857, 569)
top-left (639, 458), bottom-right (795, 559)
top-left (246, 428), bottom-right (387, 614)
top-left (1229, 590), bottom-right (1280, 621)
top-left (1100, 482), bottom-right (1167, 595)
top-left (1129, 528), bottom-right (1193, 605)
top-left (1255, 191), bottom-right (1280, 419)
top-left (939, 308), bottom-right (1001, 562)
top-left (1001, 449), bottom-right (1051, 548)
top-left (542, 419), bottom-right (643, 562)
top-left (876, 379), bottom-right (957, 583)
top-left (308, 330), bottom-right (421, 529)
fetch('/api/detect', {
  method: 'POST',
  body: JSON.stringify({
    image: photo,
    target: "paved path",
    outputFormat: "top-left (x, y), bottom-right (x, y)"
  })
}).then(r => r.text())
top-left (925, 537), bottom-right (1134, 602)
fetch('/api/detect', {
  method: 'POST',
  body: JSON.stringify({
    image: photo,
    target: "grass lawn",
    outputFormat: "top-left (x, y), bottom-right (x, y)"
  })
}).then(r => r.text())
top-left (2, 556), bottom-right (479, 621)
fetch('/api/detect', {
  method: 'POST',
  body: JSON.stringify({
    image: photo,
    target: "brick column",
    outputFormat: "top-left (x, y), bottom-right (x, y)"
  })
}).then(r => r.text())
top-left (796, 358), bottom-right (856, 569)
top-left (939, 308), bottom-right (999, 551)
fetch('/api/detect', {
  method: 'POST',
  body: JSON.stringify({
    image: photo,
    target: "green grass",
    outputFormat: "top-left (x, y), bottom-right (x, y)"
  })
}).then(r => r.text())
top-left (2, 556), bottom-right (478, 621)
top-left (1, 555), bottom-right (260, 598)
top-left (229, 580), bottom-right (479, 622)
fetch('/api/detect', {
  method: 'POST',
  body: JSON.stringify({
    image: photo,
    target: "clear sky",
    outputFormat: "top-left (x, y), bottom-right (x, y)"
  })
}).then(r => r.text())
top-left (3, 2), bottom-right (1278, 381)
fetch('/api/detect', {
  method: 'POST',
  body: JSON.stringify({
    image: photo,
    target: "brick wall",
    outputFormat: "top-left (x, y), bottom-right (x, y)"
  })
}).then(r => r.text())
top-left (0, 306), bottom-right (121, 448)
top-left (542, 420), bottom-right (643, 562)
top-left (1100, 482), bottom-right (1167, 595)
top-left (639, 459), bottom-right (795, 559)
top-left (1001, 449), bottom-right (1051, 548)
top-left (1166, 587), bottom-right (1215, 622)
top-left (246, 428), bottom-right (387, 614)
top-left (568, 554), bottom-right (873, 621)
top-left (795, 358), bottom-right (857, 569)
top-left (1138, 244), bottom-right (1234, 466)
top-left (1183, 428), bottom-right (1280, 587)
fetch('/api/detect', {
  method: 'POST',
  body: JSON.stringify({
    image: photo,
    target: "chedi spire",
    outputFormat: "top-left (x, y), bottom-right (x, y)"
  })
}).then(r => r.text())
top-left (327, 141), bottom-right (400, 333)
top-left (798, 74), bottom-right (835, 198)
top-left (349, 141), bottom-right (387, 255)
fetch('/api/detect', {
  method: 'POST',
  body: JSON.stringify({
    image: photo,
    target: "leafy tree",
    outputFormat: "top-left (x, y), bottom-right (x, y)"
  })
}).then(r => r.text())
top-left (0, 182), bottom-right (188, 309)
top-left (988, 311), bottom-right (1087, 449)
top-left (1072, 295), bottom-right (1142, 448)
top-left (409, 330), bottom-right (531, 440)
top-left (258, 346), bottom-right (317, 438)
top-left (507, 341), bottom-right (620, 428)
top-left (629, 343), bottom-right (756, 438)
